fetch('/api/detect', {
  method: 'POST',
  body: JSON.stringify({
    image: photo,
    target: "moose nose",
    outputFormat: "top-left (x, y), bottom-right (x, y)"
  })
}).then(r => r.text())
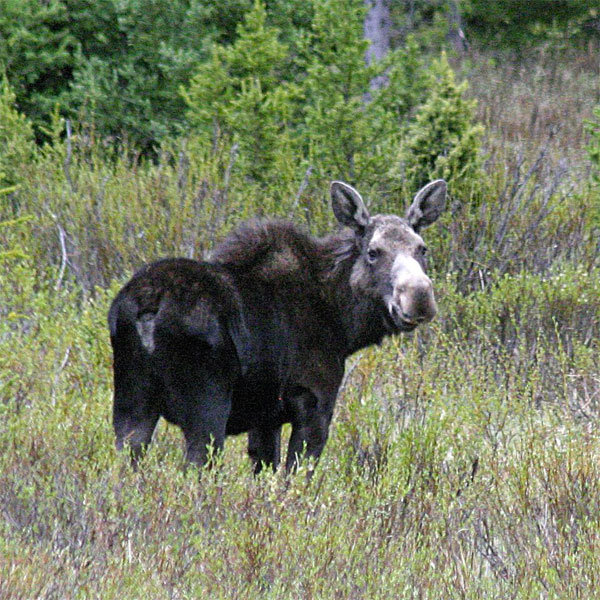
top-left (397, 281), bottom-right (437, 325)
top-left (390, 255), bottom-right (437, 326)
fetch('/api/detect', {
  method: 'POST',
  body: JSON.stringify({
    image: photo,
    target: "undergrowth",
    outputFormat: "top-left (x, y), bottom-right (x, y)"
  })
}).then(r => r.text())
top-left (1, 45), bottom-right (600, 599)
top-left (1, 258), bottom-right (599, 598)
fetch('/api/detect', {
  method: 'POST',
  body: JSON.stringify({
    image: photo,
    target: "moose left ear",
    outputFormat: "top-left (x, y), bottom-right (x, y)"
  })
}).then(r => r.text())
top-left (406, 179), bottom-right (447, 232)
top-left (330, 181), bottom-right (371, 234)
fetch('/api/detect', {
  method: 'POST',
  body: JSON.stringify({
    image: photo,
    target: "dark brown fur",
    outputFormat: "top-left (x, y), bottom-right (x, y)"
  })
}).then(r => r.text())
top-left (108, 180), bottom-right (446, 473)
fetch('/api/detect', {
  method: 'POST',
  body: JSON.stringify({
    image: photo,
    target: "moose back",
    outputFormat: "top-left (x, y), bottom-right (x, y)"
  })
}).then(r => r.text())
top-left (108, 180), bottom-right (446, 472)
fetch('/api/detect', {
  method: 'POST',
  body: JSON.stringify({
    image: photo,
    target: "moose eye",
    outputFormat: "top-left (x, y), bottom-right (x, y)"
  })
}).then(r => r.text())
top-left (367, 248), bottom-right (380, 263)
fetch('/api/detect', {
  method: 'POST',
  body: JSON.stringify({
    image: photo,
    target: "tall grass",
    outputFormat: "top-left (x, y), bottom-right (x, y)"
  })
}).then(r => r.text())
top-left (1, 47), bottom-right (600, 598)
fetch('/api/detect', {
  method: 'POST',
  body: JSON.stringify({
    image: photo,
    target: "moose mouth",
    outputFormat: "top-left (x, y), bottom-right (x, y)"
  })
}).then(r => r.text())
top-left (382, 301), bottom-right (418, 333)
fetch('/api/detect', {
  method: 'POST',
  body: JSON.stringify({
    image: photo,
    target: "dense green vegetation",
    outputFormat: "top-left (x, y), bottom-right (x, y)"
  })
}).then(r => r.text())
top-left (1, 0), bottom-right (598, 148)
top-left (1, 1), bottom-right (600, 597)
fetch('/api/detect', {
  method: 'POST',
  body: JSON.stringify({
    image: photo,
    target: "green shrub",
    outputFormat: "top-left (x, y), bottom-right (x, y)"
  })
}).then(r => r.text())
top-left (586, 105), bottom-right (600, 228)
top-left (298, 1), bottom-right (431, 191)
top-left (183, 0), bottom-right (432, 203)
top-left (440, 265), bottom-right (600, 353)
top-left (398, 52), bottom-right (484, 199)
top-left (464, 0), bottom-right (600, 50)
top-left (183, 1), bottom-right (298, 184)
top-left (0, 77), bottom-right (36, 205)
top-left (586, 104), bottom-right (600, 183)
top-left (0, 217), bottom-right (31, 263)
top-left (68, 0), bottom-right (214, 150)
top-left (0, 0), bottom-right (75, 130)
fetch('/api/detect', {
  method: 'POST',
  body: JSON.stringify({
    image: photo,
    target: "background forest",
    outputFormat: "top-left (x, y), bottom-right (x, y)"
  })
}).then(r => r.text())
top-left (1, 0), bottom-right (600, 597)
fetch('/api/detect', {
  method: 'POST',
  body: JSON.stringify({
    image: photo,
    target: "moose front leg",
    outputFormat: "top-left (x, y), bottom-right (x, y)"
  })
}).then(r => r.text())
top-left (285, 387), bottom-right (336, 473)
top-left (248, 426), bottom-right (281, 474)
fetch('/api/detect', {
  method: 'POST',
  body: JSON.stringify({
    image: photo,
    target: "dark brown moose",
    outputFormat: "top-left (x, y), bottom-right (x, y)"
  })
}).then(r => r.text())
top-left (108, 180), bottom-right (446, 473)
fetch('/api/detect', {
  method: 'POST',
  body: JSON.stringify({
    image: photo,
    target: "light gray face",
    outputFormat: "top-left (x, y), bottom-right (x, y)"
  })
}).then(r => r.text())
top-left (355, 214), bottom-right (436, 331)
top-left (331, 180), bottom-right (446, 333)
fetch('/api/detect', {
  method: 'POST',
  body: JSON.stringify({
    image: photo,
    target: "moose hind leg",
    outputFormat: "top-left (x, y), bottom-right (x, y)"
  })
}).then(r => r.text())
top-left (112, 360), bottom-right (160, 466)
top-left (114, 399), bottom-right (159, 466)
top-left (163, 338), bottom-right (238, 471)
top-left (181, 384), bottom-right (233, 470)
top-left (248, 426), bottom-right (281, 474)
top-left (111, 313), bottom-right (161, 466)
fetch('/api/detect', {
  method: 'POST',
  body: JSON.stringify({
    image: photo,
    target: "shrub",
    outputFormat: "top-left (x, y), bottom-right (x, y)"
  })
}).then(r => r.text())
top-left (0, 78), bottom-right (36, 193)
top-left (0, 0), bottom-right (75, 130)
top-left (183, 1), bottom-right (298, 184)
top-left (398, 52), bottom-right (484, 199)
top-left (68, 0), bottom-right (212, 150)
top-left (585, 104), bottom-right (600, 184)
top-left (183, 0), bottom-right (432, 202)
top-left (464, 0), bottom-right (600, 50)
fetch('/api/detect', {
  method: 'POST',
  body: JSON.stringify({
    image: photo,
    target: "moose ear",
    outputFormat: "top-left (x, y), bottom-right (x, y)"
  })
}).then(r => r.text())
top-left (406, 179), bottom-right (446, 232)
top-left (330, 181), bottom-right (370, 234)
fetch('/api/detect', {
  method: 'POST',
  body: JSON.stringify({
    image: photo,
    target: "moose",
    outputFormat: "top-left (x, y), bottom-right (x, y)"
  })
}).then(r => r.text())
top-left (108, 179), bottom-right (446, 473)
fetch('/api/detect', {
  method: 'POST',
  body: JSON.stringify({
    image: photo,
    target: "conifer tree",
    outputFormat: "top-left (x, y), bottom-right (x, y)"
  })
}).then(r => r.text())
top-left (299, 0), bottom-right (429, 187)
top-left (400, 52), bottom-right (484, 196)
top-left (183, 1), bottom-right (297, 182)
top-left (0, 78), bottom-right (36, 193)
top-left (299, 0), bottom-right (375, 182)
top-left (586, 105), bottom-right (600, 187)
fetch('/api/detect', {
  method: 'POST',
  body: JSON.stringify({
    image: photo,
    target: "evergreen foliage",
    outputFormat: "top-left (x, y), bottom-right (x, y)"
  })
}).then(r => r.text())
top-left (0, 78), bottom-right (36, 199)
top-left (586, 105), bottom-right (600, 186)
top-left (464, 0), bottom-right (600, 49)
top-left (299, 0), bottom-right (374, 181)
top-left (297, 0), bottom-right (427, 185)
top-left (67, 0), bottom-right (215, 149)
top-left (0, 0), bottom-right (75, 127)
top-left (183, 1), bottom-right (297, 182)
top-left (183, 0), bottom-right (431, 192)
top-left (0, 0), bottom-right (596, 151)
top-left (389, 0), bottom-right (456, 47)
top-left (399, 52), bottom-right (484, 196)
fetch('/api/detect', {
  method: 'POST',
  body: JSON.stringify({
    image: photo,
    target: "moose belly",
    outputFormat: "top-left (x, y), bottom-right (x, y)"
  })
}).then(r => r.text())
top-left (225, 377), bottom-right (284, 435)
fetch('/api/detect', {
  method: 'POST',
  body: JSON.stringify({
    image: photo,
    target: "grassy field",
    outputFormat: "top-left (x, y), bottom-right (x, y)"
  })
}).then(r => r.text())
top-left (1, 47), bottom-right (600, 598)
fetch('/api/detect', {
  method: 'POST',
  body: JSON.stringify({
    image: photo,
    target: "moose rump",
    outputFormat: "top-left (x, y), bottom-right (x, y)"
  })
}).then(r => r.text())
top-left (108, 179), bottom-right (446, 473)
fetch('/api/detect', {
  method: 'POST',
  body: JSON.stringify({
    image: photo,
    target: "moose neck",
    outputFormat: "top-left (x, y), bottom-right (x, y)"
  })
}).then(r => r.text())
top-left (318, 231), bottom-right (390, 357)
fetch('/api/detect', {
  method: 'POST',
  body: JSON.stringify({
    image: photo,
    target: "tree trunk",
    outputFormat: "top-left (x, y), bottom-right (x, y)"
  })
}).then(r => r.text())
top-left (363, 0), bottom-right (391, 91)
top-left (447, 0), bottom-right (469, 52)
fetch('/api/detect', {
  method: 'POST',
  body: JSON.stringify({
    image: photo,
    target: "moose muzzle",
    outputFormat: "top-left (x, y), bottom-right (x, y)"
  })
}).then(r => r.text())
top-left (387, 255), bottom-right (437, 328)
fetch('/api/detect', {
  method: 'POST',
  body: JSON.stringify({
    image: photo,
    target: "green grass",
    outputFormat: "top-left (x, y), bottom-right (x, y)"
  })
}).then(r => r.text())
top-left (1, 260), bottom-right (599, 598)
top-left (1, 46), bottom-right (600, 598)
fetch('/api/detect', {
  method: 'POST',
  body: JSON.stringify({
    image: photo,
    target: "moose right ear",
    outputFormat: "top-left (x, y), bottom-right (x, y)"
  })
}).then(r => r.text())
top-left (406, 179), bottom-right (446, 232)
top-left (330, 181), bottom-right (370, 234)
